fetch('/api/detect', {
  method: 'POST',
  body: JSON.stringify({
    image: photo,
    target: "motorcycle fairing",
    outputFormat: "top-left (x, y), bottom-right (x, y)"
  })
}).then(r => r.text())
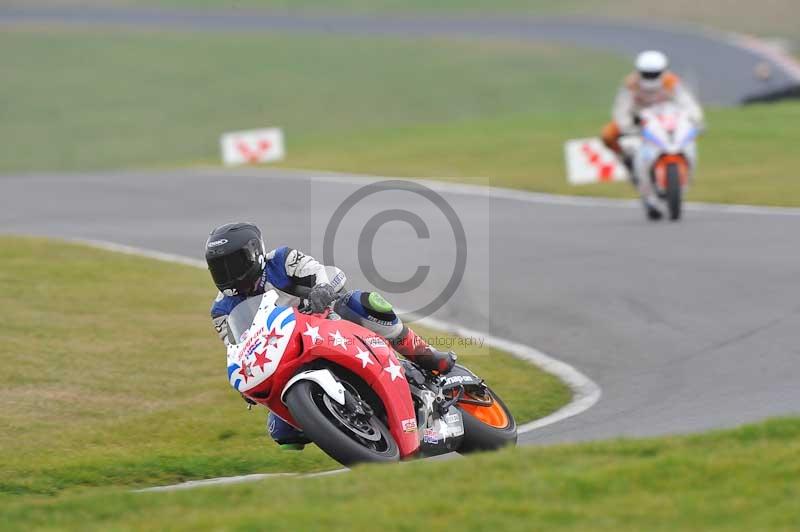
top-left (226, 291), bottom-right (298, 393)
top-left (653, 154), bottom-right (691, 190)
top-left (245, 311), bottom-right (420, 458)
top-left (418, 405), bottom-right (464, 454)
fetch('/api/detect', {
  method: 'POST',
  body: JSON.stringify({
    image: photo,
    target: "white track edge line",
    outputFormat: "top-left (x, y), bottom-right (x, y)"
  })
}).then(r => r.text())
top-left (400, 311), bottom-right (601, 435)
top-left (69, 237), bottom-right (601, 492)
top-left (725, 32), bottom-right (800, 83)
top-left (135, 473), bottom-right (295, 492)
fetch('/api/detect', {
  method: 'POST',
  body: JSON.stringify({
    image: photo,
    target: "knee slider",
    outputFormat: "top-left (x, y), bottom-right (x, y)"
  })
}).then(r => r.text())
top-left (335, 290), bottom-right (403, 339)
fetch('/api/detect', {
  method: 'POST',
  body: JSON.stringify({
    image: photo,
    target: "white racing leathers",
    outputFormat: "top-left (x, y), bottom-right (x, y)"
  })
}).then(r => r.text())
top-left (612, 72), bottom-right (704, 134)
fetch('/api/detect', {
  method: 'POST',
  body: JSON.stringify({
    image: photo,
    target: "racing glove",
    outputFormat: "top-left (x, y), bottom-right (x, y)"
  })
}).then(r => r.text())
top-left (212, 315), bottom-right (230, 344)
top-left (418, 347), bottom-right (458, 374)
top-left (308, 283), bottom-right (337, 313)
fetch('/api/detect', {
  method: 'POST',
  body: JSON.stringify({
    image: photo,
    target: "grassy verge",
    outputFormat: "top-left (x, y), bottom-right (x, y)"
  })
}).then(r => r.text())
top-left (3, 416), bottom-right (800, 530)
top-left (0, 236), bottom-right (568, 500)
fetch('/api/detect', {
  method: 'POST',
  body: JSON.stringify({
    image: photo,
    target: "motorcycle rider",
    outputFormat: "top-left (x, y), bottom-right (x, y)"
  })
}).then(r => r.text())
top-left (205, 222), bottom-right (456, 449)
top-left (601, 50), bottom-right (704, 218)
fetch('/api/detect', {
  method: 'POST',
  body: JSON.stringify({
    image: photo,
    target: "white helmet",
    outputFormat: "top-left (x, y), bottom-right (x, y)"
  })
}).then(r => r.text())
top-left (635, 50), bottom-right (669, 91)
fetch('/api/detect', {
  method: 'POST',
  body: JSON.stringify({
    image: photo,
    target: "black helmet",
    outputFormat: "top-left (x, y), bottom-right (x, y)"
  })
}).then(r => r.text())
top-left (205, 222), bottom-right (265, 296)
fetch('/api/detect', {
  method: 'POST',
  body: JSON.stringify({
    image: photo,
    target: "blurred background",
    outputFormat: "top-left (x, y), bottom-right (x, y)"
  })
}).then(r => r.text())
top-left (2, 0), bottom-right (798, 204)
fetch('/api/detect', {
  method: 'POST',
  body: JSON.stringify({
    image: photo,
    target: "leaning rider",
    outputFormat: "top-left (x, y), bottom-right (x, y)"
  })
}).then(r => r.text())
top-left (205, 222), bottom-right (456, 449)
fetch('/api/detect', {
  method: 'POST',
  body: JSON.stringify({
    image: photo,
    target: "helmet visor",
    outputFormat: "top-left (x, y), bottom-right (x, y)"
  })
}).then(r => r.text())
top-left (638, 73), bottom-right (663, 91)
top-left (640, 70), bottom-right (663, 80)
top-left (208, 249), bottom-right (254, 289)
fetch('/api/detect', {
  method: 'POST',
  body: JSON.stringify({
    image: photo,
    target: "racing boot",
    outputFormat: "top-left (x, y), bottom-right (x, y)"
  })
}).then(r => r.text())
top-left (642, 195), bottom-right (663, 221)
top-left (333, 290), bottom-right (457, 373)
top-left (392, 326), bottom-right (457, 374)
top-left (622, 155), bottom-right (637, 185)
top-left (268, 412), bottom-right (311, 450)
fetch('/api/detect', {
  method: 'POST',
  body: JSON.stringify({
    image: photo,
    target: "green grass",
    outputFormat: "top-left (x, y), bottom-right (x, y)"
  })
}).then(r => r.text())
top-left (0, 236), bottom-right (568, 501)
top-left (0, 29), bottom-right (624, 174)
top-left (285, 101), bottom-right (800, 207)
top-left (11, 0), bottom-right (799, 39)
top-left (2, 28), bottom-right (799, 206)
top-left (3, 416), bottom-right (800, 530)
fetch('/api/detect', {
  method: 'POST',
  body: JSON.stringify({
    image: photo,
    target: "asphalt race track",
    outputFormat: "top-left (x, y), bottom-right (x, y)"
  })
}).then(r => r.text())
top-left (2, 168), bottom-right (799, 444)
top-left (2, 6), bottom-right (799, 105)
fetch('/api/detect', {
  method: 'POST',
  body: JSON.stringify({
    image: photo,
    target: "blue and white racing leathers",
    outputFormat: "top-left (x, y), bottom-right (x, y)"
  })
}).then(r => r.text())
top-left (211, 246), bottom-right (331, 445)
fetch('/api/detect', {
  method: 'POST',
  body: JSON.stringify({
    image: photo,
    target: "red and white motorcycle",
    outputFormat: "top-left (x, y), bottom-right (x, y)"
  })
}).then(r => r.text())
top-left (226, 289), bottom-right (517, 466)
top-left (620, 102), bottom-right (701, 221)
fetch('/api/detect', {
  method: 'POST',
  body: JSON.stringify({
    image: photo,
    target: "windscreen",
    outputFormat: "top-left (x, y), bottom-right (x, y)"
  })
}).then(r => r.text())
top-left (226, 294), bottom-right (264, 345)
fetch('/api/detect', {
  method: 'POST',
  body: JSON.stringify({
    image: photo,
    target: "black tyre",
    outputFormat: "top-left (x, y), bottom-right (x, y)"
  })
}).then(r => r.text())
top-left (284, 380), bottom-right (400, 466)
top-left (457, 386), bottom-right (517, 453)
top-left (666, 163), bottom-right (682, 221)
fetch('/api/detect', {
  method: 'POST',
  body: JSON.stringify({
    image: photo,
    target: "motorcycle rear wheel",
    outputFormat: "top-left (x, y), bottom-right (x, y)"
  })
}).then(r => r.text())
top-left (457, 386), bottom-right (517, 453)
top-left (285, 380), bottom-right (400, 466)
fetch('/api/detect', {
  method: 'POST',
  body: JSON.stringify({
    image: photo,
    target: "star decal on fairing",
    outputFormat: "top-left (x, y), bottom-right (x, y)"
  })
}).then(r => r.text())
top-left (384, 359), bottom-right (403, 381)
top-left (329, 330), bottom-right (348, 351)
top-left (238, 359), bottom-right (252, 383)
top-left (227, 300), bottom-right (296, 394)
top-left (264, 329), bottom-right (284, 347)
top-left (354, 347), bottom-right (374, 368)
top-left (302, 323), bottom-right (322, 344)
top-left (252, 348), bottom-right (272, 371)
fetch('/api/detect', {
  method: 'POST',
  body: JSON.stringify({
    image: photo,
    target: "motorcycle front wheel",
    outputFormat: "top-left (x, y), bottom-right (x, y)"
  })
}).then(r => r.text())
top-left (666, 162), bottom-right (682, 220)
top-left (285, 380), bottom-right (400, 466)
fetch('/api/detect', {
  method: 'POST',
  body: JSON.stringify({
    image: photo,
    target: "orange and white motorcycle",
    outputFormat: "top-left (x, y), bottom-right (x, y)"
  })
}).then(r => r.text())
top-left (620, 102), bottom-right (702, 221)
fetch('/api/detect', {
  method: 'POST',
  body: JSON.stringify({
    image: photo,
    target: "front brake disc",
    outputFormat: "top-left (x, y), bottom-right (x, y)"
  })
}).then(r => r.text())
top-left (321, 393), bottom-right (382, 442)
